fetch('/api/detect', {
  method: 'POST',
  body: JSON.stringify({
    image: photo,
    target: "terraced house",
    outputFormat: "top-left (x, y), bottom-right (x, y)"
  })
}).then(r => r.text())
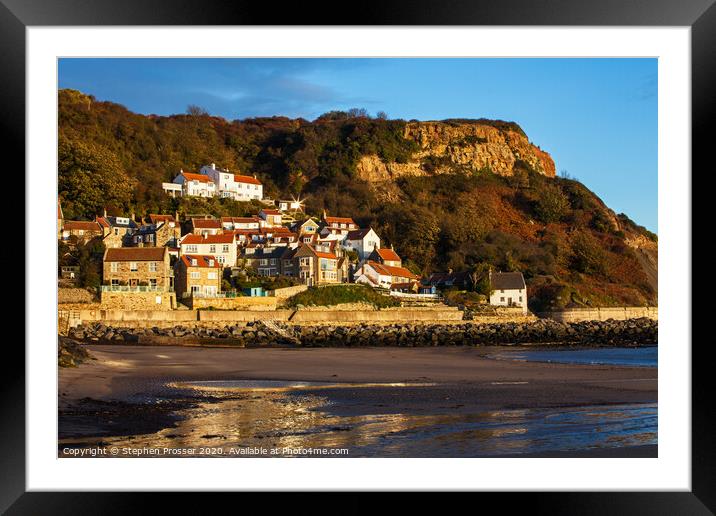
top-left (293, 244), bottom-right (343, 286)
top-left (102, 247), bottom-right (171, 289)
top-left (174, 255), bottom-right (222, 299)
top-left (131, 214), bottom-right (180, 248)
top-left (179, 233), bottom-right (237, 267)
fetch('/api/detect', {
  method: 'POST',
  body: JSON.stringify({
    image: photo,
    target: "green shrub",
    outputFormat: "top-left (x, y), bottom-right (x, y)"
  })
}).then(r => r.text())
top-left (534, 183), bottom-right (570, 223)
top-left (283, 284), bottom-right (399, 309)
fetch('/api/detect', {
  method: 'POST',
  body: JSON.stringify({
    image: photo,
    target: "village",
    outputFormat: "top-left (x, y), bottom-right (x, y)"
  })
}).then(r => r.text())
top-left (58, 162), bottom-right (529, 313)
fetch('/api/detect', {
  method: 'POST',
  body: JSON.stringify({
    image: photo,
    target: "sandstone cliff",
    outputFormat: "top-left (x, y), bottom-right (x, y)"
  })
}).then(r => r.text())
top-left (356, 120), bottom-right (556, 182)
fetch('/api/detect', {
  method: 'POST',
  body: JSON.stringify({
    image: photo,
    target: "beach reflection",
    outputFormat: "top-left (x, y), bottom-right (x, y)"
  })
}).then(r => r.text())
top-left (59, 382), bottom-right (657, 457)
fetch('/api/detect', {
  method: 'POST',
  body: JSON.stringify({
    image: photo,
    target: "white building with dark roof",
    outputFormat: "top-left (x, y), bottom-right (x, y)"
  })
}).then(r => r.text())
top-left (489, 271), bottom-right (528, 313)
top-left (343, 227), bottom-right (380, 260)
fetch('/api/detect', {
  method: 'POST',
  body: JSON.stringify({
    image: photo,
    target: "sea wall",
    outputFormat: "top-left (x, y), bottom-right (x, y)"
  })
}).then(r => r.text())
top-left (69, 317), bottom-right (658, 348)
top-left (289, 307), bottom-right (464, 324)
top-left (269, 285), bottom-right (309, 299)
top-left (99, 291), bottom-right (176, 310)
top-left (69, 306), bottom-right (464, 327)
top-left (537, 307), bottom-right (658, 323)
top-left (58, 287), bottom-right (96, 304)
top-left (188, 296), bottom-right (278, 310)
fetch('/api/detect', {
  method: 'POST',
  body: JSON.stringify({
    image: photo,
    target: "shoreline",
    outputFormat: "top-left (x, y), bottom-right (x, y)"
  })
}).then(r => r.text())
top-left (59, 345), bottom-right (657, 457)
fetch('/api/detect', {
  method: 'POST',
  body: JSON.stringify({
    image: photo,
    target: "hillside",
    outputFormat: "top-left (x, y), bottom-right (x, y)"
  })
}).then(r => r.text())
top-left (57, 89), bottom-right (658, 309)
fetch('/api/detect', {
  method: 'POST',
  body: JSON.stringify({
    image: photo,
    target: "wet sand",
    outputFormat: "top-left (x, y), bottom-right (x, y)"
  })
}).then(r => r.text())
top-left (59, 345), bottom-right (657, 457)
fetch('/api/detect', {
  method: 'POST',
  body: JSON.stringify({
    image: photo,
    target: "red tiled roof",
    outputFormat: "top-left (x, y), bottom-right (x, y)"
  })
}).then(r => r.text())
top-left (105, 247), bottom-right (167, 262)
top-left (314, 251), bottom-right (338, 260)
top-left (63, 220), bottom-right (102, 231)
top-left (376, 248), bottom-right (401, 263)
top-left (95, 217), bottom-right (110, 228)
top-left (180, 254), bottom-right (222, 268)
top-left (181, 233), bottom-right (236, 245)
top-left (324, 216), bottom-right (355, 224)
top-left (260, 226), bottom-right (294, 235)
top-left (234, 174), bottom-right (262, 185)
top-left (366, 261), bottom-right (418, 280)
top-left (181, 172), bottom-right (213, 183)
top-left (192, 218), bottom-right (222, 229)
top-left (261, 209), bottom-right (281, 215)
top-left (221, 216), bottom-right (259, 224)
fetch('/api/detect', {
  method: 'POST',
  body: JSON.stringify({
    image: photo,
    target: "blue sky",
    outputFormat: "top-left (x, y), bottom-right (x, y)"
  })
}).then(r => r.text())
top-left (59, 58), bottom-right (657, 232)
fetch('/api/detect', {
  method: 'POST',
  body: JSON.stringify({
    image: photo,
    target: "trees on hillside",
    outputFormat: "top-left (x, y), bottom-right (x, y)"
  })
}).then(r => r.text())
top-left (58, 138), bottom-right (136, 220)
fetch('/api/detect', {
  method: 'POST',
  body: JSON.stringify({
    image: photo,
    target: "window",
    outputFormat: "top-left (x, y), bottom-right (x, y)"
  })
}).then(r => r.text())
top-left (207, 272), bottom-right (218, 280)
top-left (500, 297), bottom-right (505, 302)
top-left (190, 271), bottom-right (200, 279)
top-left (519, 297), bottom-right (523, 302)
top-left (149, 262), bottom-right (158, 272)
top-left (260, 259), bottom-right (268, 266)
top-left (186, 245), bottom-right (197, 253)
top-left (270, 259), bottom-right (276, 265)
top-left (217, 256), bottom-right (225, 264)
top-left (222, 245), bottom-right (230, 253)
top-left (191, 285), bottom-right (201, 294)
top-left (210, 245), bottom-right (216, 253)
top-left (111, 279), bottom-right (119, 286)
top-left (191, 259), bottom-right (198, 266)
top-left (110, 262), bottom-right (118, 273)
top-left (149, 278), bottom-right (157, 287)
top-left (130, 262), bottom-right (138, 272)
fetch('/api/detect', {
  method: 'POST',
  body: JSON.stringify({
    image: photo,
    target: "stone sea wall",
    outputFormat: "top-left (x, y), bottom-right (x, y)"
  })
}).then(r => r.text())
top-left (69, 317), bottom-right (657, 348)
top-left (537, 307), bottom-right (658, 323)
top-left (58, 287), bottom-right (96, 304)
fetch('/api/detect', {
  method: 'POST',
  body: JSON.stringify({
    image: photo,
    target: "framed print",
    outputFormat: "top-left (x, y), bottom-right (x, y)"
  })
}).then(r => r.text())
top-left (4, 0), bottom-right (713, 511)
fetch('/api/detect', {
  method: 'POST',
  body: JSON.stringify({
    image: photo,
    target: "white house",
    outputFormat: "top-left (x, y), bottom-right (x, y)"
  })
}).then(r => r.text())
top-left (354, 260), bottom-right (419, 289)
top-left (343, 227), bottom-right (381, 260)
top-left (200, 163), bottom-right (263, 201)
top-left (258, 209), bottom-right (283, 228)
top-left (489, 271), bottom-right (528, 313)
top-left (276, 199), bottom-right (303, 212)
top-left (167, 171), bottom-right (217, 198)
top-left (179, 233), bottom-right (237, 268)
top-left (221, 216), bottom-right (261, 231)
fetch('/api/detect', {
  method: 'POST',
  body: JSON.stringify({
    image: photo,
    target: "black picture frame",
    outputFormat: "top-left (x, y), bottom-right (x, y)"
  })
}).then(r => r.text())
top-left (4, 0), bottom-right (710, 511)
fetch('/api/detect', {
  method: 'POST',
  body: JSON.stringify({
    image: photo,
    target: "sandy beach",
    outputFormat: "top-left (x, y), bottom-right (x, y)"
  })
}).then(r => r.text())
top-left (59, 345), bottom-right (657, 457)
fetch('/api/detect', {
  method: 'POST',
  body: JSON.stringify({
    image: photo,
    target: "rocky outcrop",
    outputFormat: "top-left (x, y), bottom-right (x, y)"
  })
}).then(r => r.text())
top-left (70, 317), bottom-right (657, 348)
top-left (356, 121), bottom-right (556, 183)
top-left (58, 336), bottom-right (95, 367)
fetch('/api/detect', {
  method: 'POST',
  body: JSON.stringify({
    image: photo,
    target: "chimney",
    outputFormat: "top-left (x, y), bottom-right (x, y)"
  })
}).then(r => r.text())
top-left (322, 209), bottom-right (327, 220)
top-left (448, 268), bottom-right (453, 274)
top-left (174, 210), bottom-right (179, 222)
top-left (103, 208), bottom-right (107, 218)
top-left (211, 163), bottom-right (216, 170)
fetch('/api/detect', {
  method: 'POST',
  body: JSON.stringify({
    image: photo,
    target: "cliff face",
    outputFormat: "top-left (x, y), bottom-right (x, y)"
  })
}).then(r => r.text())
top-left (356, 121), bottom-right (556, 182)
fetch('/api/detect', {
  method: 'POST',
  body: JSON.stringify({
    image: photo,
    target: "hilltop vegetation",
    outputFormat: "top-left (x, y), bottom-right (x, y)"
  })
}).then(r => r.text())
top-left (57, 89), bottom-right (657, 309)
